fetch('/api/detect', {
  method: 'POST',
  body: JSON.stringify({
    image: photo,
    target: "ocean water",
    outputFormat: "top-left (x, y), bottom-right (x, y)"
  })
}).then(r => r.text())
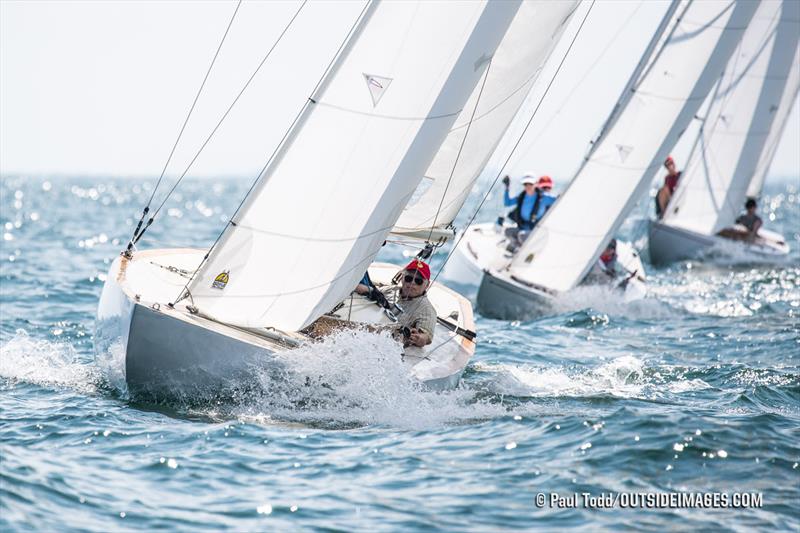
top-left (1, 175), bottom-right (798, 531)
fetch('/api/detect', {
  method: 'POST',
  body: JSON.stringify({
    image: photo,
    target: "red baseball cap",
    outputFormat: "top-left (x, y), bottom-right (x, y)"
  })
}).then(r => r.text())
top-left (536, 175), bottom-right (553, 189)
top-left (664, 155), bottom-right (675, 167)
top-left (404, 259), bottom-right (431, 280)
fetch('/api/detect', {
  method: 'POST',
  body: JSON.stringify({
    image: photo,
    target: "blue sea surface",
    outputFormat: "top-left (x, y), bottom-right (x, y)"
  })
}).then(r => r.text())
top-left (1, 175), bottom-right (798, 531)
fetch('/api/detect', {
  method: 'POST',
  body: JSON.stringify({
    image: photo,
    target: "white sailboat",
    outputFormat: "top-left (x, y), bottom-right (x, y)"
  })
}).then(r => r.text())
top-left (649, 0), bottom-right (798, 264)
top-left (94, 1), bottom-right (578, 401)
top-left (473, 0), bottom-right (760, 320)
top-left (446, 220), bottom-right (646, 302)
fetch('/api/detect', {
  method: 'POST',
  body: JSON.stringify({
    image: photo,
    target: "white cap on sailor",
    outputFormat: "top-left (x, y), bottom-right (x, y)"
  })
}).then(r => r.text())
top-left (520, 173), bottom-right (537, 185)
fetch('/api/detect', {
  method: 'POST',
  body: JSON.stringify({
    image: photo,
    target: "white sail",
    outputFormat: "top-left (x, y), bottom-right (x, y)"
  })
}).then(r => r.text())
top-left (391, 1), bottom-right (579, 241)
top-left (663, 0), bottom-right (800, 235)
top-left (508, 0), bottom-right (758, 293)
top-left (747, 40), bottom-right (800, 198)
top-left (185, 1), bottom-right (523, 331)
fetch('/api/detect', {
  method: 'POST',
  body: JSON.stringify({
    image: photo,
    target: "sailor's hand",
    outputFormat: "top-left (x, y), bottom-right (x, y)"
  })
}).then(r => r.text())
top-left (354, 283), bottom-right (370, 296)
top-left (502, 175), bottom-right (510, 188)
top-left (408, 328), bottom-right (430, 347)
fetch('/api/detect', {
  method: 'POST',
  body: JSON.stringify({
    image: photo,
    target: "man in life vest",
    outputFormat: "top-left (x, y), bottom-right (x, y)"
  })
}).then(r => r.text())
top-left (502, 174), bottom-right (556, 231)
top-left (500, 174), bottom-right (556, 253)
top-left (655, 156), bottom-right (681, 218)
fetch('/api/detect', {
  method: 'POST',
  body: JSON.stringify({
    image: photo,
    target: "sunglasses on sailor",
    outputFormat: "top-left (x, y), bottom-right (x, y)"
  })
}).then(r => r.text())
top-left (403, 273), bottom-right (426, 285)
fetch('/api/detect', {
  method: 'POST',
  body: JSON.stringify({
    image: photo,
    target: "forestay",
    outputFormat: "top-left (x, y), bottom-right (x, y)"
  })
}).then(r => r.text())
top-left (663, 0), bottom-right (800, 235)
top-left (508, 0), bottom-right (759, 293)
top-left (186, 1), bottom-right (522, 331)
top-left (391, 1), bottom-right (579, 242)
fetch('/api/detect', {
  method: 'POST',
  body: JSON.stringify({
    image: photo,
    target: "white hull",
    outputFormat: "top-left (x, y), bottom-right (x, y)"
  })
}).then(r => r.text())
top-left (648, 220), bottom-right (790, 265)
top-left (95, 249), bottom-right (476, 402)
top-left (445, 223), bottom-right (647, 319)
top-left (441, 223), bottom-right (507, 285)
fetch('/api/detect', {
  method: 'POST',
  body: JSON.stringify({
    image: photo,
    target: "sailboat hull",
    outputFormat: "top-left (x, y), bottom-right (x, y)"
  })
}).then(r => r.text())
top-left (648, 220), bottom-right (790, 264)
top-left (125, 305), bottom-right (272, 401)
top-left (476, 269), bottom-right (554, 320)
top-left (442, 224), bottom-right (508, 285)
top-left (446, 223), bottom-right (647, 319)
top-left (477, 267), bottom-right (648, 321)
top-left (95, 250), bottom-right (476, 402)
top-left (95, 256), bottom-right (282, 401)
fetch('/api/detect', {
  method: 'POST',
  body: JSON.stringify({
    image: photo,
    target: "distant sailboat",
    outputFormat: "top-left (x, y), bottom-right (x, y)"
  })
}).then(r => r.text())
top-left (94, 1), bottom-right (578, 400)
top-left (473, 0), bottom-right (760, 320)
top-left (649, 0), bottom-right (798, 264)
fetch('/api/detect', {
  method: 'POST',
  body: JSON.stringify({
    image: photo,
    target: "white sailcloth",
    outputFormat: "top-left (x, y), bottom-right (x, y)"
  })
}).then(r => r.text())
top-left (747, 36), bottom-right (800, 198)
top-left (663, 0), bottom-right (800, 235)
top-left (391, 1), bottom-right (579, 241)
top-left (186, 1), bottom-right (523, 331)
top-left (508, 0), bottom-right (759, 293)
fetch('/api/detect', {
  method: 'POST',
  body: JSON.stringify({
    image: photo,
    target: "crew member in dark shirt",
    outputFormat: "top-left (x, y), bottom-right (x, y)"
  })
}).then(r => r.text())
top-left (735, 198), bottom-right (762, 241)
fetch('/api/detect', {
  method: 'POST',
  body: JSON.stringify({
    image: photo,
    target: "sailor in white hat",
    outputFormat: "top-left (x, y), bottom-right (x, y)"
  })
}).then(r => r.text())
top-left (502, 173), bottom-right (555, 227)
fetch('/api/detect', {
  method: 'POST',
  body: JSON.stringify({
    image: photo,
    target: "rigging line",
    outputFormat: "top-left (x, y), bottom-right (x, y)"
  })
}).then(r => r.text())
top-left (147, 1), bottom-right (242, 211)
top-left (132, 0), bottom-right (309, 247)
top-left (431, 0), bottom-right (597, 285)
top-left (126, 0), bottom-right (242, 251)
top-left (425, 59), bottom-right (493, 243)
top-left (172, 0), bottom-right (373, 306)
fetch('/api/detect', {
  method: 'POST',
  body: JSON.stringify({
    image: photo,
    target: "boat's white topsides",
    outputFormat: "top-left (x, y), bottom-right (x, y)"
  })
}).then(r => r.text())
top-left (100, 248), bottom-right (475, 395)
top-left (442, 222), bottom-right (647, 320)
top-left (446, 222), bottom-right (646, 287)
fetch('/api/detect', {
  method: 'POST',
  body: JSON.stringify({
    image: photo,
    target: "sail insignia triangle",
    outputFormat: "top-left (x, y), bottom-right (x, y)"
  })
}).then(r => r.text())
top-left (363, 73), bottom-right (393, 107)
top-left (616, 144), bottom-right (633, 163)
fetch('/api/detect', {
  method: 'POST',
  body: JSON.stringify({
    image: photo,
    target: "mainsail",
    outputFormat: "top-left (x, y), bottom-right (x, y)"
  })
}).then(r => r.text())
top-left (186, 1), bottom-right (523, 331)
top-left (391, 1), bottom-right (579, 242)
top-left (507, 0), bottom-right (759, 293)
top-left (747, 36), bottom-right (800, 198)
top-left (662, 0), bottom-right (800, 235)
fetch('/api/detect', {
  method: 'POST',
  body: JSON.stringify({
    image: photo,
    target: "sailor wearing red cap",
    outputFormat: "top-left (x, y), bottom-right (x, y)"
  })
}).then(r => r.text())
top-left (389, 259), bottom-right (437, 347)
top-left (355, 259), bottom-right (436, 347)
top-left (656, 156), bottom-right (682, 218)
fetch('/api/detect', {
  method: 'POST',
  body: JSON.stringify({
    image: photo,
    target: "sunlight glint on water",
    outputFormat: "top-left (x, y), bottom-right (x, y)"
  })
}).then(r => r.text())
top-left (0, 176), bottom-right (798, 531)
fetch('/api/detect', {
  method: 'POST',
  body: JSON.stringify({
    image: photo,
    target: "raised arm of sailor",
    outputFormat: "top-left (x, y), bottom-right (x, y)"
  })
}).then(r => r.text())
top-left (503, 188), bottom-right (515, 207)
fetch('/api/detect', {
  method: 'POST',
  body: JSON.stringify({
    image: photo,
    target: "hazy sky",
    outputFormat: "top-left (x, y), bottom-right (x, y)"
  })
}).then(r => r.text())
top-left (1, 0), bottom-right (798, 183)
